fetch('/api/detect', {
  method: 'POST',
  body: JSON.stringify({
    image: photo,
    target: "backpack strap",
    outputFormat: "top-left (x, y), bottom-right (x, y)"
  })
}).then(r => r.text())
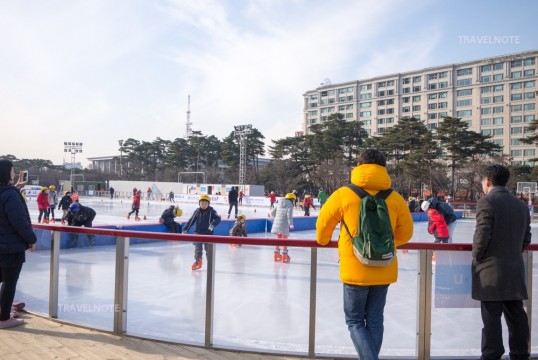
top-left (345, 184), bottom-right (393, 200)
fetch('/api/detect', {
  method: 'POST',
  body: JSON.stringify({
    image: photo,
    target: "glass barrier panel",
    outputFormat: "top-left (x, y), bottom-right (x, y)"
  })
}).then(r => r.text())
top-left (16, 228), bottom-right (53, 315)
top-left (56, 232), bottom-right (117, 331)
top-left (126, 238), bottom-right (206, 345)
top-left (212, 242), bottom-right (310, 353)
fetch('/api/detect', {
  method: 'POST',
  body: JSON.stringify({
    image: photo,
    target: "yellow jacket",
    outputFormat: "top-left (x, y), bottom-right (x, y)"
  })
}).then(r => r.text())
top-left (316, 164), bottom-right (413, 285)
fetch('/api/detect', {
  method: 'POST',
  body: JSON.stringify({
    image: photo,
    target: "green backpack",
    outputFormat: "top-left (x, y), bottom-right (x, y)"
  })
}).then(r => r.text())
top-left (342, 184), bottom-right (394, 267)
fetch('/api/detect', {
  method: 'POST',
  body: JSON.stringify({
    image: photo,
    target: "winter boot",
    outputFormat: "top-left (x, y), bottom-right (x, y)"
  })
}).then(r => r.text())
top-left (42, 219), bottom-right (49, 224)
top-left (274, 251), bottom-right (282, 262)
top-left (282, 251), bottom-right (290, 263)
top-left (126, 213), bottom-right (131, 220)
top-left (135, 215), bottom-right (141, 221)
top-left (192, 258), bottom-right (203, 270)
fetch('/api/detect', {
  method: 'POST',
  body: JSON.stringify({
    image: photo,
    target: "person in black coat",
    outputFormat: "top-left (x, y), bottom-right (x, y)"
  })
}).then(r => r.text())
top-left (63, 203), bottom-right (97, 247)
top-left (472, 164), bottom-right (531, 359)
top-left (0, 160), bottom-right (37, 328)
top-left (227, 186), bottom-right (238, 219)
top-left (57, 191), bottom-right (73, 219)
top-left (159, 205), bottom-right (182, 233)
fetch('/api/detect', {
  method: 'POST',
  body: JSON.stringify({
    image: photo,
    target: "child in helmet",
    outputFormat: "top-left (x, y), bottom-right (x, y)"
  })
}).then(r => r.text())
top-left (159, 205), bottom-right (183, 233)
top-left (183, 195), bottom-right (221, 270)
top-left (302, 194), bottom-right (315, 216)
top-left (48, 185), bottom-right (58, 222)
top-left (421, 200), bottom-right (449, 243)
top-left (229, 214), bottom-right (247, 247)
top-left (58, 191), bottom-right (73, 220)
top-left (36, 187), bottom-right (50, 223)
top-left (269, 193), bottom-right (295, 263)
top-left (63, 202), bottom-right (97, 247)
top-left (127, 190), bottom-right (141, 220)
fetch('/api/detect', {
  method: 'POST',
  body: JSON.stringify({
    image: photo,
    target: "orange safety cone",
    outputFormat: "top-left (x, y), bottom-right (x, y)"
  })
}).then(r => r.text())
top-left (143, 215), bottom-right (147, 220)
top-left (254, 209), bottom-right (256, 213)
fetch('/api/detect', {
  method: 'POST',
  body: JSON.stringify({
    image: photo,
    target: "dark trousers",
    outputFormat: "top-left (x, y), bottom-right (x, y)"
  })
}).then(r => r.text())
top-left (128, 208), bottom-right (139, 216)
top-left (480, 300), bottom-right (529, 360)
top-left (228, 201), bottom-right (238, 217)
top-left (0, 263), bottom-right (23, 321)
top-left (194, 243), bottom-right (208, 260)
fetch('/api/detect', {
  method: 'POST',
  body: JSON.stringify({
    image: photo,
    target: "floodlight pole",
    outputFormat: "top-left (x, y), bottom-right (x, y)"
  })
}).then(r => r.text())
top-left (64, 142), bottom-right (83, 191)
top-left (118, 140), bottom-right (124, 177)
top-left (234, 124), bottom-right (253, 188)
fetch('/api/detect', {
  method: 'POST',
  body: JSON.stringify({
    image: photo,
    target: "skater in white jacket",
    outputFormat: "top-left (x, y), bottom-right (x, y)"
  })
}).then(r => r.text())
top-left (269, 193), bottom-right (295, 263)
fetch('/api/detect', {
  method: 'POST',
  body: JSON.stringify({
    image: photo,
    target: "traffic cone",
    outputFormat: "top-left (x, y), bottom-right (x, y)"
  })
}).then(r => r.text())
top-left (254, 209), bottom-right (256, 213)
top-left (143, 215), bottom-right (146, 220)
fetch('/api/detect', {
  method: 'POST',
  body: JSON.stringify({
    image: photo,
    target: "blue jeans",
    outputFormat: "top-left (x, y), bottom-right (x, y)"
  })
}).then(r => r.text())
top-left (343, 283), bottom-right (389, 360)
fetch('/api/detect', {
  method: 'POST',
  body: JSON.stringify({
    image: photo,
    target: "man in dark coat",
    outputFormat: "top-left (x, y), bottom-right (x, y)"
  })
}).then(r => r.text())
top-left (227, 186), bottom-right (238, 219)
top-left (472, 164), bottom-right (531, 360)
top-left (63, 203), bottom-right (97, 247)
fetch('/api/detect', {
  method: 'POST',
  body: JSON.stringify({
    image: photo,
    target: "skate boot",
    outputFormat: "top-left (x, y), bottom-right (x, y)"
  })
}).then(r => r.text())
top-left (192, 258), bottom-right (203, 270)
top-left (50, 218), bottom-right (55, 223)
top-left (274, 251), bottom-right (282, 262)
top-left (126, 213), bottom-right (131, 220)
top-left (282, 251), bottom-right (291, 263)
top-left (135, 216), bottom-right (141, 221)
top-left (42, 219), bottom-right (49, 224)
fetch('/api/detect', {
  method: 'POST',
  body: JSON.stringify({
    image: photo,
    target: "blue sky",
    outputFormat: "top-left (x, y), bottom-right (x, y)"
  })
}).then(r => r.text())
top-left (1, 0), bottom-right (537, 166)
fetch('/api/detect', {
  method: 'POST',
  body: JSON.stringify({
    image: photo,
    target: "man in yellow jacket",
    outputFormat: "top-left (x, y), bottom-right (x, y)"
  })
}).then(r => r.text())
top-left (316, 149), bottom-right (413, 360)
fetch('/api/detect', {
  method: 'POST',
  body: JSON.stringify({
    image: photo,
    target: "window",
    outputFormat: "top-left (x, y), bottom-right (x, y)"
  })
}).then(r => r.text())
top-left (321, 116), bottom-right (327, 121)
top-left (457, 89), bottom-right (472, 96)
top-left (457, 78), bottom-right (472, 86)
top-left (328, 90), bottom-right (335, 96)
top-left (309, 102), bottom-right (318, 108)
top-left (457, 110), bottom-right (472, 117)
top-left (346, 113), bottom-right (354, 119)
top-left (427, 123), bottom-right (438, 130)
top-left (481, 118), bottom-right (492, 125)
top-left (386, 99), bottom-right (394, 105)
top-left (378, 100), bottom-right (385, 106)
top-left (493, 74), bottom-right (503, 81)
top-left (359, 93), bottom-right (372, 100)
top-left (524, 103), bottom-right (536, 111)
top-left (361, 120), bottom-right (371, 126)
top-left (481, 97), bottom-right (492, 104)
top-left (481, 86), bottom-right (492, 93)
top-left (346, 104), bottom-right (353, 110)
top-left (360, 102), bottom-right (371, 108)
top-left (493, 139), bottom-right (503, 146)
top-left (414, 115), bottom-right (421, 120)
top-left (439, 71), bottom-right (448, 78)
top-left (481, 108), bottom-right (492, 115)
top-left (402, 97), bottom-right (410, 103)
top-left (511, 60), bottom-right (522, 67)
top-left (339, 88), bottom-right (346, 94)
top-left (511, 94), bottom-right (523, 101)
top-left (493, 128), bottom-right (503, 136)
top-left (309, 95), bottom-right (318, 100)
top-left (457, 68), bottom-right (472, 76)
top-left (428, 83), bottom-right (437, 90)
top-left (328, 98), bottom-right (335, 104)
top-left (493, 117), bottom-right (503, 125)
top-left (511, 116), bottom-right (522, 123)
top-left (412, 95), bottom-right (421, 101)
top-left (481, 75), bottom-right (491, 83)
top-left (439, 92), bottom-right (448, 98)
top-left (320, 99), bottom-right (328, 105)
top-left (386, 81), bottom-right (394, 87)
top-left (377, 81), bottom-right (386, 88)
top-left (402, 106), bottom-right (410, 113)
top-left (328, 107), bottom-right (335, 113)
top-left (428, 103), bottom-right (438, 110)
top-left (512, 71), bottom-right (522, 78)
top-left (402, 78), bottom-right (410, 84)
top-left (493, 106), bottom-right (504, 113)
top-left (511, 138), bottom-right (522, 145)
top-left (378, 91), bottom-right (385, 97)
top-left (413, 105), bottom-right (421, 111)
top-left (525, 115), bottom-right (535, 122)
top-left (387, 89), bottom-right (394, 96)
top-left (308, 110), bottom-right (318, 116)
top-left (360, 84), bottom-right (372, 91)
top-left (494, 63), bottom-right (503, 70)
top-left (512, 105), bottom-right (522, 112)
top-left (524, 69), bottom-right (535, 77)
top-left (511, 82), bottom-right (522, 89)
top-left (359, 111), bottom-right (371, 117)
top-left (524, 58), bottom-right (536, 65)
top-left (338, 97), bottom-right (346, 102)
top-left (428, 93), bottom-right (438, 100)
top-left (482, 129), bottom-right (492, 136)
top-left (321, 108), bottom-right (329, 113)
top-left (402, 87), bottom-right (411, 94)
top-left (439, 81), bottom-right (448, 88)
top-left (511, 127), bottom-right (523, 134)
top-left (378, 109), bottom-right (385, 115)
top-left (347, 87), bottom-right (354, 92)
top-left (386, 108), bottom-right (394, 114)
top-left (525, 149), bottom-right (535, 157)
top-left (457, 99), bottom-right (472, 107)
top-left (481, 65), bottom-right (492, 72)
top-left (439, 111), bottom-right (448, 118)
top-left (511, 150), bottom-right (522, 156)
top-left (347, 95), bottom-right (353, 101)
top-left (428, 73), bottom-right (438, 80)
top-left (428, 113), bottom-right (437, 119)
top-left (524, 92), bottom-right (536, 100)
top-left (493, 95), bottom-right (504, 103)
top-left (338, 105), bottom-right (346, 111)
top-left (320, 91), bottom-right (328, 97)
top-left (524, 81), bottom-right (535, 88)
top-left (413, 76), bottom-right (421, 83)
top-left (494, 85), bottom-right (504, 92)
top-left (413, 86), bottom-right (421, 92)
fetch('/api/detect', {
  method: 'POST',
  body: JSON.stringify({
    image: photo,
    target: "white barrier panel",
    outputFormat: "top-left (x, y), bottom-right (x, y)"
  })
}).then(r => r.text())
top-left (174, 194), bottom-right (274, 207)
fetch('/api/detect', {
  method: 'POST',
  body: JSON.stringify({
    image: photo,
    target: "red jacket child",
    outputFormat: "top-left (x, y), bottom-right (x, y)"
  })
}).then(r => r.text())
top-left (427, 208), bottom-right (449, 243)
top-left (37, 190), bottom-right (50, 210)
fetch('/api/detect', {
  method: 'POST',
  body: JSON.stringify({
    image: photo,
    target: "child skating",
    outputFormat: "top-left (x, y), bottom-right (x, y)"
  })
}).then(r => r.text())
top-left (182, 195), bottom-right (221, 270)
top-left (302, 194), bottom-right (315, 216)
top-left (127, 190), bottom-right (141, 220)
top-left (269, 193), bottom-right (295, 263)
top-left (422, 200), bottom-right (449, 243)
top-left (229, 214), bottom-right (247, 247)
top-left (159, 205), bottom-right (183, 233)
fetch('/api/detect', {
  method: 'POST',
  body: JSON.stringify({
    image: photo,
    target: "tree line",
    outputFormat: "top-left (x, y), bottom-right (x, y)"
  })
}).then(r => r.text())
top-left (3, 114), bottom-right (538, 200)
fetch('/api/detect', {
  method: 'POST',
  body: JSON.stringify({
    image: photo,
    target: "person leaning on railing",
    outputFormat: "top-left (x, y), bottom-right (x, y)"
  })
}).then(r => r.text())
top-left (0, 160), bottom-right (37, 329)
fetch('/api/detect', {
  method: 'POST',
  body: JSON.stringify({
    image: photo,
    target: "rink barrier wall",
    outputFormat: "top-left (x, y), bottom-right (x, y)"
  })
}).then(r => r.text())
top-left (32, 211), bottom-right (462, 250)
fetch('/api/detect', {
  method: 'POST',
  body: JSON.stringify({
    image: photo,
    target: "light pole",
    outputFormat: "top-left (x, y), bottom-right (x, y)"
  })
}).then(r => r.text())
top-left (64, 142), bottom-right (83, 191)
top-left (118, 140), bottom-right (124, 177)
top-left (234, 124), bottom-right (253, 188)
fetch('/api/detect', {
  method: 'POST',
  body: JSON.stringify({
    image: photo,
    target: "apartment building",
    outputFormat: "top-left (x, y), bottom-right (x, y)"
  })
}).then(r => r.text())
top-left (303, 50), bottom-right (538, 165)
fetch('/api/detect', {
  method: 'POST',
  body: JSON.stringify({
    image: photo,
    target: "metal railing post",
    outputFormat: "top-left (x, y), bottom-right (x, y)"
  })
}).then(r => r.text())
top-left (113, 236), bottom-right (129, 335)
top-left (49, 230), bottom-right (60, 318)
top-left (308, 247), bottom-right (318, 356)
top-left (205, 242), bottom-right (216, 347)
top-left (417, 249), bottom-right (433, 360)
top-left (527, 251), bottom-right (533, 353)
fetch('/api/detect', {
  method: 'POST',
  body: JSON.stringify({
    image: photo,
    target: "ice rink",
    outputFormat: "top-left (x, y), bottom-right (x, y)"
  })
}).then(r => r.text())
top-left (16, 196), bottom-right (538, 357)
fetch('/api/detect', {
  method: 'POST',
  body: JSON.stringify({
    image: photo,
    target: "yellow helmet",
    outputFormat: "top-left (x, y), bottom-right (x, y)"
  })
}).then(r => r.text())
top-left (305, 194), bottom-right (311, 198)
top-left (49, 185), bottom-right (56, 190)
top-left (285, 193), bottom-right (296, 200)
top-left (199, 194), bottom-right (210, 203)
top-left (174, 207), bottom-right (183, 217)
top-left (41, 187), bottom-right (48, 192)
top-left (237, 214), bottom-right (247, 220)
